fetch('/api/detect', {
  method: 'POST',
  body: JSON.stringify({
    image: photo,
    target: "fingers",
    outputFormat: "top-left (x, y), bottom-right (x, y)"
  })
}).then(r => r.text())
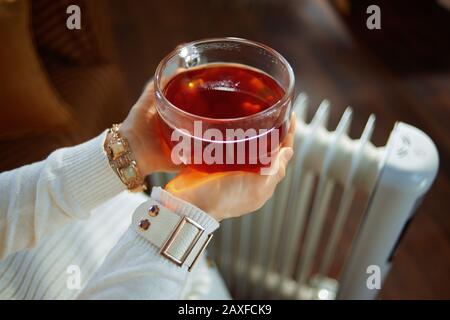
top-left (136, 80), bottom-right (156, 106)
top-left (282, 113), bottom-right (297, 149)
top-left (257, 144), bottom-right (293, 179)
top-left (288, 112), bottom-right (297, 134)
top-left (143, 79), bottom-right (155, 94)
top-left (166, 167), bottom-right (231, 192)
top-left (133, 81), bottom-right (159, 121)
top-left (138, 67), bottom-right (185, 107)
top-left (250, 146), bottom-right (293, 211)
top-left (275, 147), bottom-right (294, 182)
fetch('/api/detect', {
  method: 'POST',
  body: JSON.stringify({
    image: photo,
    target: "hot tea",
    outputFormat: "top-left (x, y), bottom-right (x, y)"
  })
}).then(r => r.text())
top-left (157, 63), bottom-right (289, 173)
top-left (163, 64), bottom-right (284, 119)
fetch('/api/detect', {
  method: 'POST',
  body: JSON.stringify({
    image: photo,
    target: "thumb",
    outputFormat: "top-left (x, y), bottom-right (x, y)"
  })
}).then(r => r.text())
top-left (275, 147), bottom-right (294, 181)
top-left (281, 147), bottom-right (294, 164)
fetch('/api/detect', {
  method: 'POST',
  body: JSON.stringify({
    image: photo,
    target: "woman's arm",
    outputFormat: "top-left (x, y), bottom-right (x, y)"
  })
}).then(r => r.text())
top-left (77, 137), bottom-right (294, 299)
top-left (78, 187), bottom-right (220, 299)
top-left (0, 80), bottom-right (175, 262)
top-left (0, 131), bottom-right (126, 261)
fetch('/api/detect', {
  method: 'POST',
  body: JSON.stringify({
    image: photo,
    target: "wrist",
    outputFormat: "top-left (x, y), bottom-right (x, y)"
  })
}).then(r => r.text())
top-left (132, 189), bottom-right (219, 271)
top-left (164, 188), bottom-right (223, 221)
top-left (152, 186), bottom-right (220, 229)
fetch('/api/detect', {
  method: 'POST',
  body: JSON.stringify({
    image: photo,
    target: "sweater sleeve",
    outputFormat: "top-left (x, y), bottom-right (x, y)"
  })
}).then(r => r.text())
top-left (0, 131), bottom-right (126, 261)
top-left (77, 187), bottom-right (220, 300)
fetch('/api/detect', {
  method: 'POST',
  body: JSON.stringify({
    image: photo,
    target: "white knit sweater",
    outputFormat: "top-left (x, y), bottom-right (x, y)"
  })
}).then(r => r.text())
top-left (0, 131), bottom-right (230, 299)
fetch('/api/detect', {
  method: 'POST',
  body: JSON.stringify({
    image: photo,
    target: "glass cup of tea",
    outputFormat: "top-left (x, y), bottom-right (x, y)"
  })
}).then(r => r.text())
top-left (154, 37), bottom-right (295, 174)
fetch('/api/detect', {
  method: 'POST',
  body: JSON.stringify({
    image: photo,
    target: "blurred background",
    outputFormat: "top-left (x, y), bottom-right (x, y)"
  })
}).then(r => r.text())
top-left (0, 0), bottom-right (449, 299)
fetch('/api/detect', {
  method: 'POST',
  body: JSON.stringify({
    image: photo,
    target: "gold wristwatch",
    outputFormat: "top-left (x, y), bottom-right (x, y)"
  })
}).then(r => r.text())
top-left (105, 124), bottom-right (147, 192)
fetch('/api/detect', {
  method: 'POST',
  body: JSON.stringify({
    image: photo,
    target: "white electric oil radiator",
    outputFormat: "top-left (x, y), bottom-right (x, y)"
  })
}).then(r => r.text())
top-left (151, 93), bottom-right (439, 300)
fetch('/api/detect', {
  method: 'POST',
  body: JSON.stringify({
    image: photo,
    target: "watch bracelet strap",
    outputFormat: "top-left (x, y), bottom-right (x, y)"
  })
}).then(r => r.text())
top-left (105, 124), bottom-right (146, 192)
top-left (132, 199), bottom-right (216, 271)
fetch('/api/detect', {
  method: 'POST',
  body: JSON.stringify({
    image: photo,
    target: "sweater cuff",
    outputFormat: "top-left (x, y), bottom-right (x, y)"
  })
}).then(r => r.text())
top-left (62, 130), bottom-right (126, 213)
top-left (151, 187), bottom-right (220, 234)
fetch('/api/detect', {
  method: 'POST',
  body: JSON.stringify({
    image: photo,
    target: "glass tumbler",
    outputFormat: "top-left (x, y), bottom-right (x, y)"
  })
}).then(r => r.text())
top-left (154, 37), bottom-right (295, 173)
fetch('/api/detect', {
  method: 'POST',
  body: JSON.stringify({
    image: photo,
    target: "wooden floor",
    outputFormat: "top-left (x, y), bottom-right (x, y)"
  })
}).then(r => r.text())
top-left (109, 0), bottom-right (450, 299)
